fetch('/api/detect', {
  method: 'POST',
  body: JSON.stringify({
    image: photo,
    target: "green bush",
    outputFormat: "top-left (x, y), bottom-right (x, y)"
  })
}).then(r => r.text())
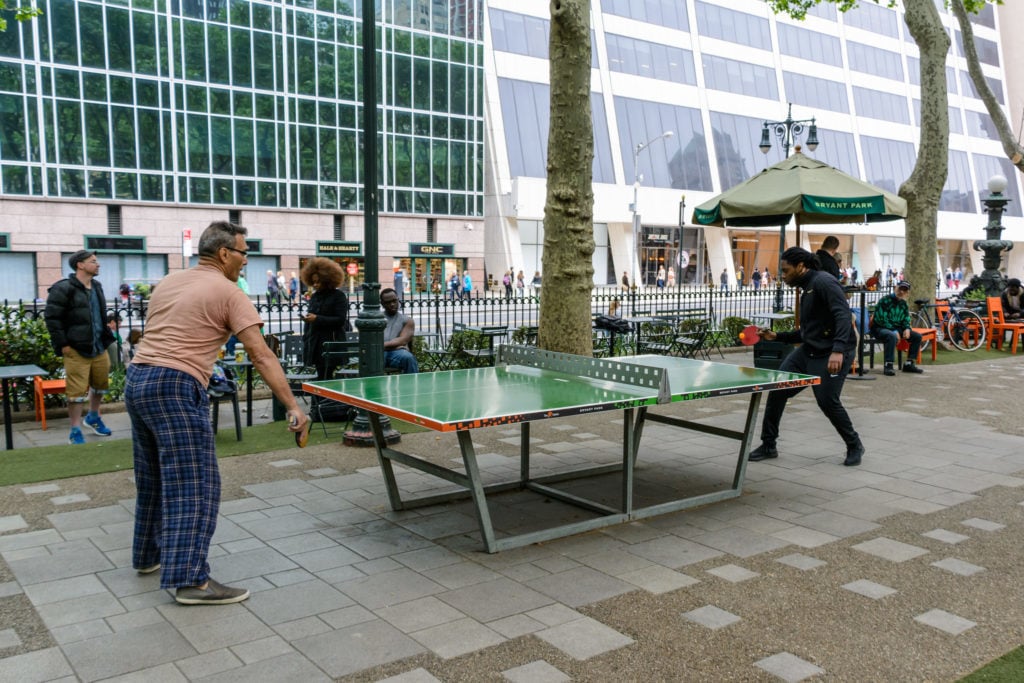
top-left (772, 314), bottom-right (797, 334)
top-left (0, 305), bottom-right (61, 374)
top-left (510, 325), bottom-right (537, 345)
top-left (721, 316), bottom-right (753, 344)
top-left (104, 365), bottom-right (126, 403)
top-left (677, 317), bottom-right (708, 334)
top-left (0, 305), bottom-right (62, 409)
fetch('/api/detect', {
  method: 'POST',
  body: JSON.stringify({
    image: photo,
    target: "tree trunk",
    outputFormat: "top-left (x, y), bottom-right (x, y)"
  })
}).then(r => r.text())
top-left (537, 0), bottom-right (595, 354)
top-left (951, 0), bottom-right (1024, 172)
top-left (900, 0), bottom-right (950, 305)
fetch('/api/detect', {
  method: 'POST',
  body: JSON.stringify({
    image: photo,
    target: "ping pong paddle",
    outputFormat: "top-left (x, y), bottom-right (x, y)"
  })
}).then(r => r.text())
top-left (291, 415), bottom-right (310, 448)
top-left (738, 324), bottom-right (761, 346)
top-left (896, 338), bottom-right (910, 352)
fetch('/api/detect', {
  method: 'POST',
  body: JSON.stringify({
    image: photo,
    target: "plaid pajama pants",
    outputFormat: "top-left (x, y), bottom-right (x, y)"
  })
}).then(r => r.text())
top-left (126, 364), bottom-right (220, 589)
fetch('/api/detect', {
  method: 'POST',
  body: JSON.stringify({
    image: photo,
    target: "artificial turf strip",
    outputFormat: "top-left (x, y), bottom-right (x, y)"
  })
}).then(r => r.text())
top-left (959, 645), bottom-right (1024, 681)
top-left (0, 418), bottom-right (423, 487)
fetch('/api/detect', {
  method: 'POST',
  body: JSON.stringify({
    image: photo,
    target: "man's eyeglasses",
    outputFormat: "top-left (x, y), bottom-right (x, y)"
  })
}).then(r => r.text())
top-left (224, 247), bottom-right (249, 257)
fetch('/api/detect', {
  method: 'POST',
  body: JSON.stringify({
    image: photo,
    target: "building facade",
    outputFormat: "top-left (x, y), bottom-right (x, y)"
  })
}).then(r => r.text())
top-left (0, 0), bottom-right (485, 301)
top-left (2, 0), bottom-right (1021, 301)
top-left (483, 0), bottom-right (1024, 288)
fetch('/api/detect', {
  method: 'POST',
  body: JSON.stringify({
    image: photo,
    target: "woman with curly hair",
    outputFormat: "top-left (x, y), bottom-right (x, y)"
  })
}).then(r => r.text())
top-left (300, 258), bottom-right (348, 380)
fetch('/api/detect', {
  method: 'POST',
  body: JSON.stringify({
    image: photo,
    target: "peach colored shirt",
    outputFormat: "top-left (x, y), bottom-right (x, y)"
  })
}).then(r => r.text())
top-left (131, 264), bottom-right (262, 386)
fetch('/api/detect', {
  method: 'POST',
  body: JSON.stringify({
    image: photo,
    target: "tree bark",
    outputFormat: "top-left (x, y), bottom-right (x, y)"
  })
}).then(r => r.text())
top-left (900, 0), bottom-right (949, 304)
top-left (537, 0), bottom-right (595, 354)
top-left (951, 0), bottom-right (1024, 172)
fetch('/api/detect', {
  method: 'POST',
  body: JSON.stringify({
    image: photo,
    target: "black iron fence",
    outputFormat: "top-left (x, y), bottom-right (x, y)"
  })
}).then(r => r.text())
top-left (6, 286), bottom-right (809, 340)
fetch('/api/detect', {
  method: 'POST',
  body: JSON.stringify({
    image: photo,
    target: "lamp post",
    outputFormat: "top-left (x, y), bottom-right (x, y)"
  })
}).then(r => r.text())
top-left (677, 194), bottom-right (686, 305)
top-left (967, 174), bottom-right (1014, 297)
top-left (630, 130), bottom-right (673, 311)
top-left (759, 103), bottom-right (819, 312)
top-left (344, 0), bottom-right (400, 447)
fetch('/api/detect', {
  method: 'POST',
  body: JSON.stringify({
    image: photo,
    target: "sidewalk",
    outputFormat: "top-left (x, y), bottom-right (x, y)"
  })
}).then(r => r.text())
top-left (1, 354), bottom-right (1023, 681)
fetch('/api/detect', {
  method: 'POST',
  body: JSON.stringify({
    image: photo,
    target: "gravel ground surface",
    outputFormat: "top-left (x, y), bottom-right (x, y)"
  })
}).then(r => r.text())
top-left (1, 350), bottom-right (1022, 681)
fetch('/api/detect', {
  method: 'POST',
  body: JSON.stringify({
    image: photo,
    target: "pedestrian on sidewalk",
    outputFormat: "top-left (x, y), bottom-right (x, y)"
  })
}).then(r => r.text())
top-left (44, 250), bottom-right (117, 445)
top-left (126, 221), bottom-right (308, 606)
top-left (748, 247), bottom-right (864, 467)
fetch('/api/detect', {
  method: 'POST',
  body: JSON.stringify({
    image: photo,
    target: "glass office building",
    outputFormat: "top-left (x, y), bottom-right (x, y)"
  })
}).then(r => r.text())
top-left (0, 0), bottom-right (484, 300)
top-left (485, 0), bottom-right (1023, 287)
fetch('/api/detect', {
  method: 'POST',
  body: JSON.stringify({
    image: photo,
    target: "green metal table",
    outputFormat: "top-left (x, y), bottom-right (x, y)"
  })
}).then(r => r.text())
top-left (305, 347), bottom-right (817, 553)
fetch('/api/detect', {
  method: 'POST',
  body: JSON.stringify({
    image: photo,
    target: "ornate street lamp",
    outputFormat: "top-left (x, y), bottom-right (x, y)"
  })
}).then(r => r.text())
top-left (759, 103), bottom-right (818, 312)
top-left (630, 130), bottom-right (673, 311)
top-left (966, 174), bottom-right (1014, 298)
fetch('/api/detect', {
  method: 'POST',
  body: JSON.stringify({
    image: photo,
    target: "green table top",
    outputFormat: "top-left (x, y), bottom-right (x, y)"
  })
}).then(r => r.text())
top-left (305, 355), bottom-right (817, 432)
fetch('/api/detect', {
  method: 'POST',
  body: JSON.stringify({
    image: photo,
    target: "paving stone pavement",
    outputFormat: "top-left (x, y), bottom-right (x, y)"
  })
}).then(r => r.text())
top-left (1, 354), bottom-right (1024, 680)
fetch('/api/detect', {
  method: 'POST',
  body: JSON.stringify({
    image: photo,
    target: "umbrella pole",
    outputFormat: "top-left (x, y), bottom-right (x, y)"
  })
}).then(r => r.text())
top-left (774, 221), bottom-right (786, 313)
top-left (793, 216), bottom-right (802, 327)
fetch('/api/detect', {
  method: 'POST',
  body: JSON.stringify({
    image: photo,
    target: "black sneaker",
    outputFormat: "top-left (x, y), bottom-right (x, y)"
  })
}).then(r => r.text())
top-left (883, 363), bottom-right (896, 376)
top-left (902, 362), bottom-right (924, 374)
top-left (748, 444), bottom-right (779, 462)
top-left (844, 444), bottom-right (864, 467)
top-left (137, 563), bottom-right (161, 575)
top-left (174, 578), bottom-right (250, 605)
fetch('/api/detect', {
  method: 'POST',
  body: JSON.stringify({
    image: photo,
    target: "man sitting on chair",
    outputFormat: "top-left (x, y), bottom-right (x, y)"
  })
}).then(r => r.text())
top-left (1001, 278), bottom-right (1023, 320)
top-left (869, 280), bottom-right (924, 376)
top-left (381, 288), bottom-right (419, 373)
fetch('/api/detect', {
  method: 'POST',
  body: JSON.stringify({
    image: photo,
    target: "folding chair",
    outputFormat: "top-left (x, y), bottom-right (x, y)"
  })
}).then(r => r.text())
top-left (34, 376), bottom-right (66, 431)
top-left (282, 336), bottom-right (317, 403)
top-left (636, 320), bottom-right (674, 355)
top-left (209, 362), bottom-right (242, 441)
top-left (309, 340), bottom-right (359, 436)
top-left (670, 322), bottom-right (709, 359)
top-left (421, 334), bottom-right (458, 371)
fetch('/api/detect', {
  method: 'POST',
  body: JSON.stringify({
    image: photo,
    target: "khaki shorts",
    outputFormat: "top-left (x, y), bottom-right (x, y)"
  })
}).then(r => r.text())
top-left (63, 348), bottom-right (111, 400)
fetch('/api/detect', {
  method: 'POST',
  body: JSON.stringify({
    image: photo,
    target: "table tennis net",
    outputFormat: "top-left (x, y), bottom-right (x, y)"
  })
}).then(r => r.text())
top-left (497, 345), bottom-right (670, 404)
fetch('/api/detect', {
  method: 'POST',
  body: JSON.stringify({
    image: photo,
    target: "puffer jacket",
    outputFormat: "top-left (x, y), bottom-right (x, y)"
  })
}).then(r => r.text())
top-left (44, 276), bottom-right (115, 357)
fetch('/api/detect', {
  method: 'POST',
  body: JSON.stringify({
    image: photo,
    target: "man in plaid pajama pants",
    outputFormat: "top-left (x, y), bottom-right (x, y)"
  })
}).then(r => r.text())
top-left (126, 221), bottom-right (309, 605)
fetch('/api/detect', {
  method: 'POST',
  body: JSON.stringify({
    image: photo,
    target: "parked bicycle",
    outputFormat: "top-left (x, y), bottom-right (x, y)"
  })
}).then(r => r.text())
top-left (911, 294), bottom-right (986, 352)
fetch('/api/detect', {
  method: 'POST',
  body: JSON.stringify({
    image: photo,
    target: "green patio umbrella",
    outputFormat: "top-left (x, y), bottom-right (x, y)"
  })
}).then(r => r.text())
top-left (692, 151), bottom-right (907, 316)
top-left (692, 151), bottom-right (907, 237)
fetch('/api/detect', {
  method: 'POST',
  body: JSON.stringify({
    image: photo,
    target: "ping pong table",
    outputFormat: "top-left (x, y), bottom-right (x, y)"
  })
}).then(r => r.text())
top-left (305, 346), bottom-right (818, 553)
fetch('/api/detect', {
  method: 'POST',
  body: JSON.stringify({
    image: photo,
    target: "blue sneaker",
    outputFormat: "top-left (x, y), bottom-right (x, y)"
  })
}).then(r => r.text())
top-left (68, 427), bottom-right (86, 445)
top-left (84, 413), bottom-right (112, 436)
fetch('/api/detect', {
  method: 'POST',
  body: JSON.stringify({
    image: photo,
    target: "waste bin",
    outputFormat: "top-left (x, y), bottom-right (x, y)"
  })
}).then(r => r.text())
top-left (753, 340), bottom-right (795, 370)
top-left (272, 395), bottom-right (286, 421)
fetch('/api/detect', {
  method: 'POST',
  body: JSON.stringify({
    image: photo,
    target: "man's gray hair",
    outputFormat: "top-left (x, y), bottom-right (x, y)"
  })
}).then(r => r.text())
top-left (198, 221), bottom-right (248, 257)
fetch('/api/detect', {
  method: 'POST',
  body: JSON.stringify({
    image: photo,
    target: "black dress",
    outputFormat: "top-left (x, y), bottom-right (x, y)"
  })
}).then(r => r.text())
top-left (303, 287), bottom-right (349, 380)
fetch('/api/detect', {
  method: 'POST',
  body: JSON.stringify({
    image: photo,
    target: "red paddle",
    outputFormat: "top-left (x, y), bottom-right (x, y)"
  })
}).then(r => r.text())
top-left (738, 324), bottom-right (761, 346)
top-left (896, 338), bottom-right (910, 352)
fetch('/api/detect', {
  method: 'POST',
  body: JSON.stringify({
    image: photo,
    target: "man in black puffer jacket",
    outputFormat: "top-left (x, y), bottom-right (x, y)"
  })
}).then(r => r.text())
top-left (44, 250), bottom-right (116, 445)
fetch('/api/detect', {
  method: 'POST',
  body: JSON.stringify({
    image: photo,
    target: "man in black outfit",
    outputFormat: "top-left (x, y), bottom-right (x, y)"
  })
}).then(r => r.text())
top-left (815, 235), bottom-right (841, 280)
top-left (748, 247), bottom-right (864, 467)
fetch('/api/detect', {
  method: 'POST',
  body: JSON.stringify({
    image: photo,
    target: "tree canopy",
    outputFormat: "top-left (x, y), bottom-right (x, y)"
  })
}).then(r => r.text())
top-left (0, 2), bottom-right (41, 32)
top-left (766, 0), bottom-right (997, 302)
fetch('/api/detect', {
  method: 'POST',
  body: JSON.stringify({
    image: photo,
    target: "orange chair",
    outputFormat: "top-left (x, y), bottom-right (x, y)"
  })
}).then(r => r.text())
top-left (986, 297), bottom-right (1024, 354)
top-left (903, 327), bottom-right (937, 364)
top-left (34, 376), bottom-right (66, 430)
